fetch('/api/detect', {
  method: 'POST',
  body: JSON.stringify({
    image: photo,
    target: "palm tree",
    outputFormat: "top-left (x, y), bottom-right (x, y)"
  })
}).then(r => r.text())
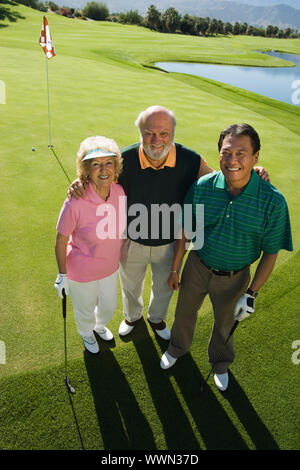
top-left (209, 18), bottom-right (218, 36)
top-left (224, 22), bottom-right (233, 35)
top-left (180, 14), bottom-right (196, 35)
top-left (266, 24), bottom-right (274, 37)
top-left (233, 22), bottom-right (240, 35)
top-left (162, 7), bottom-right (181, 34)
top-left (217, 20), bottom-right (224, 35)
top-left (145, 4), bottom-right (161, 31)
top-left (239, 22), bottom-right (248, 34)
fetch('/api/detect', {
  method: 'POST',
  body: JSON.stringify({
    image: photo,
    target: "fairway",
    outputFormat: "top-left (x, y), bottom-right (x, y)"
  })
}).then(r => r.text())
top-left (0, 5), bottom-right (299, 451)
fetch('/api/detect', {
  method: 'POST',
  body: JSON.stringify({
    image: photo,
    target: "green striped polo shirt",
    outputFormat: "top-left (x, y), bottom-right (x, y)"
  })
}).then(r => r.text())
top-left (183, 170), bottom-right (293, 271)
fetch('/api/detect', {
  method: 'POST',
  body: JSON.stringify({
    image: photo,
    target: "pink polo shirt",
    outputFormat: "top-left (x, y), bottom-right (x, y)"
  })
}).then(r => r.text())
top-left (57, 182), bottom-right (126, 282)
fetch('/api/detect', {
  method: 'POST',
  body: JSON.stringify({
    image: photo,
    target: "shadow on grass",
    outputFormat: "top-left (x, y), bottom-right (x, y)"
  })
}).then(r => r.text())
top-left (132, 322), bottom-right (248, 450)
top-left (84, 319), bottom-right (279, 450)
top-left (84, 332), bottom-right (156, 450)
top-left (171, 361), bottom-right (279, 450)
top-left (223, 373), bottom-right (280, 450)
top-left (130, 320), bottom-right (201, 450)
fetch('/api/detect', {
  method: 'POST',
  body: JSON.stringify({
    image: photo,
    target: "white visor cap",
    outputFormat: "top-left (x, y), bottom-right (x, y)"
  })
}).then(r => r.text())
top-left (82, 148), bottom-right (117, 161)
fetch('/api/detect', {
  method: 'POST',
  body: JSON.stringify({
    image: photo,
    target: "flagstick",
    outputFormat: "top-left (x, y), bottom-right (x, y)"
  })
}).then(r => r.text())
top-left (46, 56), bottom-right (52, 147)
top-left (45, 55), bottom-right (71, 184)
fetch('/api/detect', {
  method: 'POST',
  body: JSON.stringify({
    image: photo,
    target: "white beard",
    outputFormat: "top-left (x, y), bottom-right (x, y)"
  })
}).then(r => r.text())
top-left (142, 141), bottom-right (174, 161)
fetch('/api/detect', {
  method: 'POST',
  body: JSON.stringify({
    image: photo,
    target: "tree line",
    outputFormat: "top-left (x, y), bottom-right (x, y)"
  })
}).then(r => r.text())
top-left (2, 1), bottom-right (299, 38)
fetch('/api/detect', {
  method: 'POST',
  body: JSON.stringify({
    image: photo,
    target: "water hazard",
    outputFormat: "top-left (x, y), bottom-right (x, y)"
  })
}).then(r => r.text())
top-left (156, 52), bottom-right (300, 105)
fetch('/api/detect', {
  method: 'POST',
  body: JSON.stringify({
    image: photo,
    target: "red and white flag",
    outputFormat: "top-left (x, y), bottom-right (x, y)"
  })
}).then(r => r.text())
top-left (39, 16), bottom-right (56, 59)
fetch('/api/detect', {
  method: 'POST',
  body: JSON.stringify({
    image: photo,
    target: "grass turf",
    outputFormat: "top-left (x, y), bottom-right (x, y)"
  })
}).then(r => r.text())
top-left (0, 253), bottom-right (299, 450)
top-left (0, 5), bottom-right (299, 450)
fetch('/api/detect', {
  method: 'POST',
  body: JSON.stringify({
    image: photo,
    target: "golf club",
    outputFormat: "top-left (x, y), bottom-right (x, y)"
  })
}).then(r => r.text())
top-left (62, 290), bottom-right (76, 394)
top-left (200, 319), bottom-right (240, 392)
top-left (62, 291), bottom-right (86, 450)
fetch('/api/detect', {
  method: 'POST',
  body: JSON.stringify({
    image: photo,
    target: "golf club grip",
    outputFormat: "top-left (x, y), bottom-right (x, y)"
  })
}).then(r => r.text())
top-left (62, 290), bottom-right (66, 319)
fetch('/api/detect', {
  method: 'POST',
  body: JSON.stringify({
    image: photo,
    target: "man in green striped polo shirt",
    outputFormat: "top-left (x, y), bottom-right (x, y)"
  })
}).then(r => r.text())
top-left (160, 123), bottom-right (293, 392)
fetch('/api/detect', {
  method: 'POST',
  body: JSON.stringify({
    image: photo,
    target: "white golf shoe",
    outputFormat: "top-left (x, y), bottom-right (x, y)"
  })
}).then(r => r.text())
top-left (82, 333), bottom-right (99, 354)
top-left (156, 326), bottom-right (170, 340)
top-left (119, 320), bottom-right (134, 336)
top-left (148, 320), bottom-right (171, 340)
top-left (214, 372), bottom-right (229, 391)
top-left (119, 319), bottom-right (141, 336)
top-left (94, 326), bottom-right (114, 341)
top-left (160, 351), bottom-right (177, 370)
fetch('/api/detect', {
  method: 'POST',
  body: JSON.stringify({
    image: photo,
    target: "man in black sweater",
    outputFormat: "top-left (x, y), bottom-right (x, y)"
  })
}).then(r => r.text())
top-left (117, 106), bottom-right (214, 340)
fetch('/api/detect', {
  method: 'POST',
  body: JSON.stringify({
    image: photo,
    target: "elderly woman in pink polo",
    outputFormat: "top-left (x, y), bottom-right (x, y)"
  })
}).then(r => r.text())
top-left (54, 136), bottom-right (126, 354)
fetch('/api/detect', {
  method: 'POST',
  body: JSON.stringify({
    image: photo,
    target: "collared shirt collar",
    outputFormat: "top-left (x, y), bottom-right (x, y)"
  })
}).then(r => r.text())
top-left (139, 143), bottom-right (176, 170)
top-left (214, 169), bottom-right (260, 196)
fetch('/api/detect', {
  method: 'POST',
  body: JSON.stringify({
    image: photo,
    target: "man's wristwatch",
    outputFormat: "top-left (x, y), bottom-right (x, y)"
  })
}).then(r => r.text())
top-left (246, 288), bottom-right (258, 298)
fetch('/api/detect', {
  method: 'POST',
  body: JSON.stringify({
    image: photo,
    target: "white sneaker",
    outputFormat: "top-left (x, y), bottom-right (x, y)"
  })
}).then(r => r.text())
top-left (160, 351), bottom-right (177, 370)
top-left (214, 373), bottom-right (229, 391)
top-left (94, 326), bottom-right (114, 341)
top-left (156, 325), bottom-right (171, 341)
top-left (82, 333), bottom-right (99, 354)
top-left (148, 320), bottom-right (170, 341)
top-left (119, 319), bottom-right (135, 336)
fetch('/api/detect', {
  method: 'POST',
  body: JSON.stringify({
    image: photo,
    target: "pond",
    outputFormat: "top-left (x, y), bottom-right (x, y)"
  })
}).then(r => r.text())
top-left (156, 52), bottom-right (300, 106)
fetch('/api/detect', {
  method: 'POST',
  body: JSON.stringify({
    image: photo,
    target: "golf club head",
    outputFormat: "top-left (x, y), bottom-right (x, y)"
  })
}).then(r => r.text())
top-left (65, 376), bottom-right (76, 394)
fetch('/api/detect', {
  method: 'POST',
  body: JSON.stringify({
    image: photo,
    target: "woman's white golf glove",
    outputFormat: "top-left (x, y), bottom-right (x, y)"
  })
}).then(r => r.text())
top-left (54, 273), bottom-right (69, 299)
top-left (234, 289), bottom-right (257, 322)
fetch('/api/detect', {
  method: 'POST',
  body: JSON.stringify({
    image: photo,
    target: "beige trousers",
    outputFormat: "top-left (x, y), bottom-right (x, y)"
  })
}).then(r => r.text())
top-left (119, 240), bottom-right (176, 324)
top-left (167, 251), bottom-right (250, 373)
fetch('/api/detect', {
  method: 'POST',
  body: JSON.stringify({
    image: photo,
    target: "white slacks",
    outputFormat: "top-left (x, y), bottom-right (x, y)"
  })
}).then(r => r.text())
top-left (119, 240), bottom-right (175, 324)
top-left (68, 270), bottom-right (118, 337)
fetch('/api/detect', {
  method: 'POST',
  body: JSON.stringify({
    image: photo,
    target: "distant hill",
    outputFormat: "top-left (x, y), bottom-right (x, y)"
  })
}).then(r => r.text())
top-left (236, 0), bottom-right (299, 7)
top-left (54, 0), bottom-right (300, 31)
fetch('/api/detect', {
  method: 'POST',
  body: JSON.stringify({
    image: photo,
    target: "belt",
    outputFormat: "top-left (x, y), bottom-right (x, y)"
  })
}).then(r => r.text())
top-left (198, 256), bottom-right (248, 276)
